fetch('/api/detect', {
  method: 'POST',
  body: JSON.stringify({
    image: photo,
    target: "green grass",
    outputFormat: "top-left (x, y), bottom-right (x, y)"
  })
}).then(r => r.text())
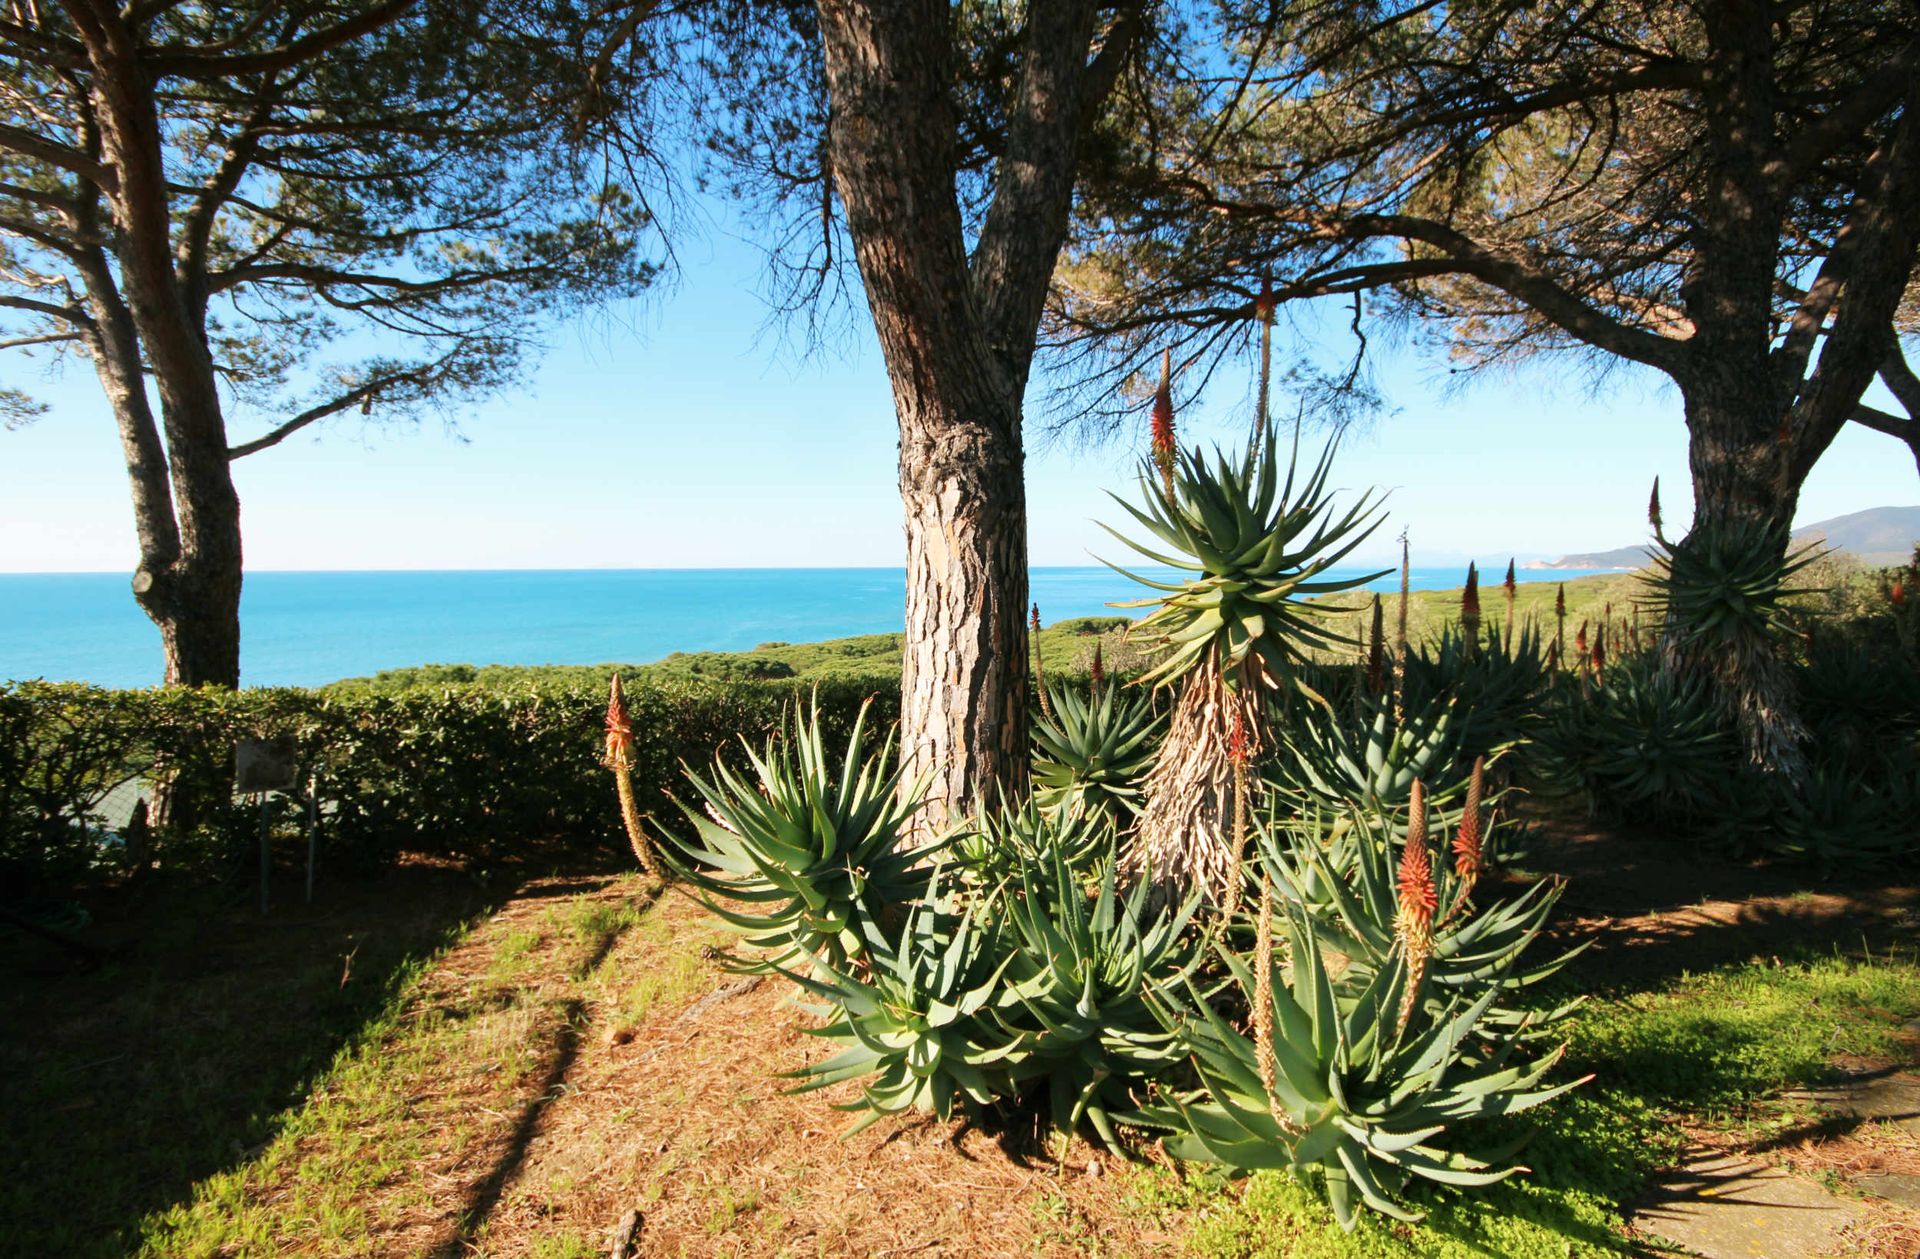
top-left (129, 878), bottom-right (661, 1258)
top-left (0, 873), bottom-right (498, 1259)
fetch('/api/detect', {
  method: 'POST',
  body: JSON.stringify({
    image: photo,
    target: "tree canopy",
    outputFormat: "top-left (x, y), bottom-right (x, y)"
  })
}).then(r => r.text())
top-left (1, 0), bottom-right (673, 683)
top-left (1053, 0), bottom-right (1920, 476)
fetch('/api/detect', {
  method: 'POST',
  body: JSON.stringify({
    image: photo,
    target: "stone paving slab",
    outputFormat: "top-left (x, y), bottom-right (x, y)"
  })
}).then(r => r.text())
top-left (1855, 1171), bottom-right (1920, 1210)
top-left (1633, 1150), bottom-right (1863, 1258)
top-left (1789, 1068), bottom-right (1920, 1136)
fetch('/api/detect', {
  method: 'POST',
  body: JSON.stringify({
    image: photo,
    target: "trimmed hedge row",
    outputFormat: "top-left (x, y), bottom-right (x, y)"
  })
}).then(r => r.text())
top-left (0, 676), bottom-right (898, 892)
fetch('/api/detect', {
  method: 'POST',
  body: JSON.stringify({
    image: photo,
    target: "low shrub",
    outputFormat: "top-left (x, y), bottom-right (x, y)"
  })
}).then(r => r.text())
top-left (0, 675), bottom-right (896, 894)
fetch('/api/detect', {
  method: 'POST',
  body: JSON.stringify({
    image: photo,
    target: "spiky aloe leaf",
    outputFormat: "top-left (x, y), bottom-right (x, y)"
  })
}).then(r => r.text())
top-left (987, 839), bottom-right (1198, 1142)
top-left (1141, 897), bottom-right (1584, 1229)
top-left (782, 893), bottom-right (1023, 1131)
top-left (1031, 682), bottom-right (1164, 825)
top-left (1102, 432), bottom-right (1388, 694)
top-left (655, 697), bottom-right (928, 972)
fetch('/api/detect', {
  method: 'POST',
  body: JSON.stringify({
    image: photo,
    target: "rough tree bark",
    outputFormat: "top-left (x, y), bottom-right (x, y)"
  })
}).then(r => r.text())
top-left (61, 6), bottom-right (247, 687)
top-left (815, 0), bottom-right (1131, 822)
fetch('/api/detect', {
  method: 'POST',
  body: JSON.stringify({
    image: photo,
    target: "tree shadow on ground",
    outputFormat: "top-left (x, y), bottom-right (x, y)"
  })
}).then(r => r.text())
top-left (0, 851), bottom-right (624, 1259)
top-left (427, 877), bottom-right (662, 1258)
top-left (1511, 807), bottom-right (1920, 993)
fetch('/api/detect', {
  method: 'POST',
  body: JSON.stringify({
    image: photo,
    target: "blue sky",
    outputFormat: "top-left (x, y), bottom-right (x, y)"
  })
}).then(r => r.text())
top-left (2, 224), bottom-right (1912, 574)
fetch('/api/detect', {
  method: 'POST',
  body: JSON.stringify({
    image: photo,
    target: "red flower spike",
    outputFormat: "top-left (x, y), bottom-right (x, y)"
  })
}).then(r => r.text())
top-left (1090, 640), bottom-right (1106, 688)
top-left (1254, 278), bottom-right (1275, 325)
top-left (1453, 756), bottom-right (1485, 884)
top-left (1228, 704), bottom-right (1251, 769)
top-left (1894, 580), bottom-right (1907, 610)
top-left (1395, 779), bottom-right (1438, 1035)
top-left (604, 673), bottom-right (634, 770)
top-left (1503, 560), bottom-right (1516, 598)
top-left (1398, 784), bottom-right (1438, 931)
top-left (1648, 478), bottom-right (1664, 535)
top-left (1150, 349), bottom-right (1178, 505)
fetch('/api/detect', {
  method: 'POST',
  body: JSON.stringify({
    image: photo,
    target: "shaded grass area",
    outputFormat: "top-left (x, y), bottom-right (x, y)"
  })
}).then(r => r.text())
top-left (10, 848), bottom-right (1915, 1258)
top-left (0, 863), bottom-right (503, 1259)
top-left (135, 877), bottom-right (667, 1258)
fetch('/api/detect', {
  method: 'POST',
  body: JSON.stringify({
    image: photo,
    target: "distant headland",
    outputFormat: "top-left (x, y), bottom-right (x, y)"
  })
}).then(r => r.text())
top-left (1526, 504), bottom-right (1920, 571)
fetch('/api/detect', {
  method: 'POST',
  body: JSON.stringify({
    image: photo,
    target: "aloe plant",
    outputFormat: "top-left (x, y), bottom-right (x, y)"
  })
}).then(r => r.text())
top-left (1537, 657), bottom-right (1735, 826)
top-left (1103, 428), bottom-right (1388, 904)
top-left (1400, 621), bottom-right (1547, 764)
top-left (1030, 682), bottom-right (1163, 826)
top-left (1646, 521), bottom-right (1820, 652)
top-left (657, 698), bottom-right (927, 971)
top-left (1761, 748), bottom-right (1915, 872)
top-left (1277, 691), bottom-right (1462, 813)
top-left (1645, 519), bottom-right (1821, 774)
top-left (1142, 901), bottom-right (1586, 1228)
top-left (950, 796), bottom-right (1111, 891)
top-left (1260, 804), bottom-right (1583, 1039)
top-left (990, 848), bottom-right (1197, 1145)
top-left (784, 894), bottom-right (1020, 1131)
top-left (1106, 435), bottom-right (1386, 693)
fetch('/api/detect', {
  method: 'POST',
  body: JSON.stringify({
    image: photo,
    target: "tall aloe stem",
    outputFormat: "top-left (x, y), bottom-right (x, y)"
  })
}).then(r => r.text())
top-left (1249, 872), bottom-right (1298, 1134)
top-left (605, 674), bottom-right (665, 881)
top-left (1031, 603), bottom-right (1054, 720)
top-left (1502, 560), bottom-right (1517, 655)
top-left (1252, 279), bottom-right (1274, 459)
top-left (1553, 583), bottom-right (1567, 673)
top-left (1394, 531), bottom-right (1411, 702)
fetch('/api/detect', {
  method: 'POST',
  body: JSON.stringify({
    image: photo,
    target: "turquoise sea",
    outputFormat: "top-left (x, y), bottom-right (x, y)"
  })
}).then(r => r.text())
top-left (0, 566), bottom-right (1618, 689)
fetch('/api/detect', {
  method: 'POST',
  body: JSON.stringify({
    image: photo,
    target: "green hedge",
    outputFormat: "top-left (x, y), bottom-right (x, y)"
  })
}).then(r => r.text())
top-left (0, 676), bottom-right (898, 893)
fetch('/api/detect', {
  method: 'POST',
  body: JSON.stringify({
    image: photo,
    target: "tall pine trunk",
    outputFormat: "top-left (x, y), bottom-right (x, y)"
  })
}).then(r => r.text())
top-left (817, 0), bottom-right (1114, 823)
top-left (86, 12), bottom-right (245, 689)
top-left (897, 395), bottom-right (1030, 820)
top-left (1671, 377), bottom-right (1811, 778)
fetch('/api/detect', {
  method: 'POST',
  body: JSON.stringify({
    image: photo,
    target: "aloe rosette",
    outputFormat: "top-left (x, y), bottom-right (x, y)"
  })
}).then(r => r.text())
top-left (1030, 682), bottom-right (1164, 825)
top-left (1144, 902), bottom-right (1587, 1228)
top-left (1260, 805), bottom-right (1584, 1040)
top-left (1278, 691), bottom-right (1462, 813)
top-left (989, 849), bottom-right (1197, 1145)
top-left (1105, 435), bottom-right (1387, 693)
top-left (783, 895), bottom-right (1020, 1131)
top-left (656, 698), bottom-right (927, 971)
top-left (950, 796), bottom-right (1111, 891)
